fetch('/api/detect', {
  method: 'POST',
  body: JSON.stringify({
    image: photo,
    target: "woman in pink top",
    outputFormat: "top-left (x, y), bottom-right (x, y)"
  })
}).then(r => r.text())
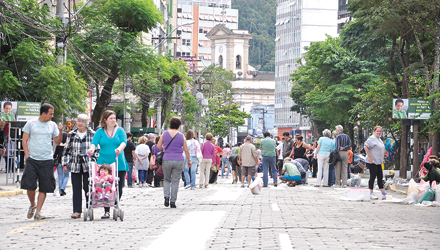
top-left (200, 133), bottom-right (216, 188)
top-left (221, 144), bottom-right (231, 178)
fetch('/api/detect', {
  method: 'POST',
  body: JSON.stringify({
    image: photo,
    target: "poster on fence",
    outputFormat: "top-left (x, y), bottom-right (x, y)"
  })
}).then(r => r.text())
top-left (1, 101), bottom-right (41, 121)
top-left (392, 99), bottom-right (430, 120)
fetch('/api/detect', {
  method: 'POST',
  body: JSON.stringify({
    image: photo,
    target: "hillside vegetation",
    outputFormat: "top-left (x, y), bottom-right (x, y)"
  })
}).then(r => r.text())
top-left (232, 0), bottom-right (276, 71)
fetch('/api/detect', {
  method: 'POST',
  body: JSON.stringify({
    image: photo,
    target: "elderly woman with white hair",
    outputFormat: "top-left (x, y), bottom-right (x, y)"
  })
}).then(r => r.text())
top-left (62, 114), bottom-right (96, 219)
top-left (313, 129), bottom-right (334, 187)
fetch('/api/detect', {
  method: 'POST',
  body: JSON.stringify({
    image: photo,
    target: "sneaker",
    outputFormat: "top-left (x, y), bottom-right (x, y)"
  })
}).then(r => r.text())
top-left (382, 192), bottom-right (387, 200)
top-left (27, 206), bottom-right (37, 219)
top-left (34, 211), bottom-right (46, 220)
top-left (274, 183), bottom-right (278, 187)
top-left (332, 185), bottom-right (340, 188)
top-left (370, 194), bottom-right (378, 200)
top-left (190, 187), bottom-right (195, 190)
top-left (241, 184), bottom-right (245, 188)
top-left (143, 183), bottom-right (149, 187)
top-left (184, 185), bottom-right (191, 189)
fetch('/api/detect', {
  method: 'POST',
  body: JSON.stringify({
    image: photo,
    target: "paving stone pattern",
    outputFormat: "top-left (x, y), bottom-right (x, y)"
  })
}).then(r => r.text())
top-left (1, 177), bottom-right (439, 250)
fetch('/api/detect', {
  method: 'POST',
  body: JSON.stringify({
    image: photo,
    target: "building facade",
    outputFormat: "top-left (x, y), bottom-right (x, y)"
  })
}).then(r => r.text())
top-left (274, 0), bottom-right (338, 138)
top-left (176, 2), bottom-right (238, 71)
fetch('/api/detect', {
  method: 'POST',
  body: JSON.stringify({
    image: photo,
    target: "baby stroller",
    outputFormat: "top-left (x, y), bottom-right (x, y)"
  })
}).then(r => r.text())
top-left (83, 153), bottom-right (124, 221)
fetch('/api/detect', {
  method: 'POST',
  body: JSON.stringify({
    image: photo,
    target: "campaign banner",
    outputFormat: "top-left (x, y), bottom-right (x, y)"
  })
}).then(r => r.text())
top-left (392, 99), bottom-right (430, 120)
top-left (16, 102), bottom-right (41, 121)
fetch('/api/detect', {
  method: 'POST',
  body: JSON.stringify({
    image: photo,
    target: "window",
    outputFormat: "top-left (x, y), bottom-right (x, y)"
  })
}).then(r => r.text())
top-left (219, 55), bottom-right (223, 67)
top-left (182, 39), bottom-right (191, 46)
top-left (177, 8), bottom-right (182, 13)
top-left (236, 55), bottom-right (241, 69)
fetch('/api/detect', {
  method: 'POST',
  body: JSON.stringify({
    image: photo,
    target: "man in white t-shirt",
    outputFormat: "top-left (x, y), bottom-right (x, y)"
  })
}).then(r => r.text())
top-left (21, 103), bottom-right (63, 220)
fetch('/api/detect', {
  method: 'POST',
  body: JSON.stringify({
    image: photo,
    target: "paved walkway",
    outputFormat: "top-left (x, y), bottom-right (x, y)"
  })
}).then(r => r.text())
top-left (0, 172), bottom-right (439, 249)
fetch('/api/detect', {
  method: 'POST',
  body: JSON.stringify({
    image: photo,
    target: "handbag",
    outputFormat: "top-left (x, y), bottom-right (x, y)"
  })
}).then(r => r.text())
top-left (156, 132), bottom-right (178, 166)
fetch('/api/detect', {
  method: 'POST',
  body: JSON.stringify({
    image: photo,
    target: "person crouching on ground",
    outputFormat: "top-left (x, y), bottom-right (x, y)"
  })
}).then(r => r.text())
top-left (280, 157), bottom-right (301, 187)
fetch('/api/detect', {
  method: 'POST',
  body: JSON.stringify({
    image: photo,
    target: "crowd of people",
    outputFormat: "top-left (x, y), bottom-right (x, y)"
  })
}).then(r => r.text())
top-left (17, 103), bottom-right (439, 221)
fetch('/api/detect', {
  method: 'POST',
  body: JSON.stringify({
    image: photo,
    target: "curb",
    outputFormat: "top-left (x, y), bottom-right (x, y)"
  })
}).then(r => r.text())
top-left (0, 189), bottom-right (25, 197)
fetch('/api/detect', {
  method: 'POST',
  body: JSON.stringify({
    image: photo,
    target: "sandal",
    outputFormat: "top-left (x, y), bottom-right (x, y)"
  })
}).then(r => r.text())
top-left (71, 212), bottom-right (81, 219)
top-left (101, 212), bottom-right (110, 219)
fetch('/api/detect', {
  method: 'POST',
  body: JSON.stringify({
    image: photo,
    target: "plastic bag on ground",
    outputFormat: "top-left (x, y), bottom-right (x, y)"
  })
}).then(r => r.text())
top-left (417, 179), bottom-right (430, 201)
top-left (419, 188), bottom-right (435, 203)
top-left (249, 176), bottom-right (262, 195)
top-left (407, 179), bottom-right (417, 195)
top-left (400, 192), bottom-right (418, 205)
top-left (436, 185), bottom-right (440, 203)
top-left (349, 174), bottom-right (361, 187)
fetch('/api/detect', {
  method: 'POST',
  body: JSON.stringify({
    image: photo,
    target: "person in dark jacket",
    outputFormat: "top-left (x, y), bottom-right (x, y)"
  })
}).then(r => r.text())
top-left (53, 132), bottom-right (68, 196)
top-left (423, 161), bottom-right (440, 187)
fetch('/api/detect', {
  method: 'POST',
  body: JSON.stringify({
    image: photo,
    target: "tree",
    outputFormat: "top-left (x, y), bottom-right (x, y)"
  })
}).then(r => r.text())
top-left (345, 0), bottom-right (440, 177)
top-left (289, 35), bottom-right (378, 142)
top-left (71, 0), bottom-right (163, 127)
top-left (0, 0), bottom-right (87, 119)
top-left (204, 94), bottom-right (251, 138)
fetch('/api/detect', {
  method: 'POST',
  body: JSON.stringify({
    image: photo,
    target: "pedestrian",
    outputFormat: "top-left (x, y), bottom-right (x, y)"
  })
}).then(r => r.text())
top-left (363, 126), bottom-right (387, 200)
top-left (291, 135), bottom-right (312, 160)
top-left (124, 133), bottom-right (136, 188)
top-left (199, 133), bottom-right (216, 188)
top-left (4, 136), bottom-right (16, 173)
top-left (62, 114), bottom-right (95, 219)
top-left (157, 117), bottom-right (190, 208)
top-left (135, 136), bottom-right (150, 187)
top-left (145, 133), bottom-right (155, 186)
top-left (314, 129), bottom-right (333, 187)
top-left (308, 142), bottom-right (318, 177)
top-left (422, 161), bottom-right (440, 187)
top-left (184, 130), bottom-right (200, 190)
top-left (229, 154), bottom-right (242, 184)
top-left (21, 103), bottom-right (64, 220)
top-left (334, 125), bottom-right (351, 188)
top-left (261, 131), bottom-right (278, 187)
top-left (347, 147), bottom-right (353, 179)
top-left (239, 135), bottom-right (258, 188)
top-left (221, 144), bottom-right (231, 178)
top-left (328, 131), bottom-right (337, 186)
top-left (209, 138), bottom-right (222, 184)
top-left (282, 132), bottom-right (294, 159)
top-left (276, 138), bottom-right (284, 175)
top-left (53, 132), bottom-right (68, 196)
top-left (151, 136), bottom-right (164, 187)
top-left (87, 110), bottom-right (128, 219)
top-left (280, 158), bottom-right (301, 187)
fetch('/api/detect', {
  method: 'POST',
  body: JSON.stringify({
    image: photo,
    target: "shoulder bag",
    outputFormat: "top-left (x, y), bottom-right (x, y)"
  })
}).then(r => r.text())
top-left (156, 132), bottom-right (178, 166)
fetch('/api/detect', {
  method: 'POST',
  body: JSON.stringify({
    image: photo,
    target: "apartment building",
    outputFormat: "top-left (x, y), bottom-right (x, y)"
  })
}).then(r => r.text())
top-left (274, 0), bottom-right (338, 138)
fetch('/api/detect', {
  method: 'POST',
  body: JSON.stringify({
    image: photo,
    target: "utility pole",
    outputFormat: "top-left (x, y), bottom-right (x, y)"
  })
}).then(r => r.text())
top-left (156, 35), bottom-right (163, 134)
top-left (56, 0), bottom-right (65, 65)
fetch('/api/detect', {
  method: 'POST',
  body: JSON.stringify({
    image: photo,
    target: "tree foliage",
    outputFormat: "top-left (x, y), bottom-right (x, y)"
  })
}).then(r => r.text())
top-left (71, 0), bottom-right (163, 126)
top-left (0, 0), bottom-right (87, 120)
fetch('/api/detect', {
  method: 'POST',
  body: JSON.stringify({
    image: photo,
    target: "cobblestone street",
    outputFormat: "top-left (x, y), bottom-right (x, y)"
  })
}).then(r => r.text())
top-left (1, 175), bottom-right (439, 250)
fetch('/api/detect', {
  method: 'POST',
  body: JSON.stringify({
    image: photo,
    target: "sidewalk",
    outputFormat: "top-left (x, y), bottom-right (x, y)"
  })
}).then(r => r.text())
top-left (0, 170), bottom-right (24, 197)
top-left (0, 168), bottom-right (72, 197)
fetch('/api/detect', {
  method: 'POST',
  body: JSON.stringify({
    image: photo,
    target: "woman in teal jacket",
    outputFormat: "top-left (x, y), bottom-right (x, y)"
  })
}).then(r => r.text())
top-left (88, 110), bottom-right (127, 219)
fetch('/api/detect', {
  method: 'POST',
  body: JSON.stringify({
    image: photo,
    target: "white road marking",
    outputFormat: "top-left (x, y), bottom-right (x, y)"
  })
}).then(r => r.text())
top-left (143, 211), bottom-right (225, 250)
top-left (271, 203), bottom-right (280, 211)
top-left (279, 233), bottom-right (294, 250)
top-left (205, 188), bottom-right (244, 201)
